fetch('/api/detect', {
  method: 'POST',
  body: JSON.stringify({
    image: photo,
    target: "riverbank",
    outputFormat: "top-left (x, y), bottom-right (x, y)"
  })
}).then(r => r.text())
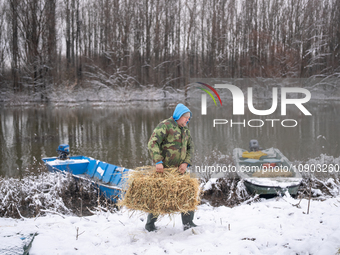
top-left (1, 81), bottom-right (340, 106)
top-left (1, 169), bottom-right (340, 218)
top-left (1, 194), bottom-right (339, 254)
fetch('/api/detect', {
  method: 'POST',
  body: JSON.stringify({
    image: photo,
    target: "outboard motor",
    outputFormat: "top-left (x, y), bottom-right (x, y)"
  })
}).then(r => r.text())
top-left (249, 139), bottom-right (260, 151)
top-left (57, 144), bottom-right (70, 159)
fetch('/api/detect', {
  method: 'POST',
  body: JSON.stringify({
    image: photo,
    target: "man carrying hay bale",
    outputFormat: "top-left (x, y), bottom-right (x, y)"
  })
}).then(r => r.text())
top-left (145, 103), bottom-right (198, 232)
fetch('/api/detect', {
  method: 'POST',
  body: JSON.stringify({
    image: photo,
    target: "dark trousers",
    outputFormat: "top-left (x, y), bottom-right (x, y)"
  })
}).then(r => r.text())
top-left (145, 211), bottom-right (195, 229)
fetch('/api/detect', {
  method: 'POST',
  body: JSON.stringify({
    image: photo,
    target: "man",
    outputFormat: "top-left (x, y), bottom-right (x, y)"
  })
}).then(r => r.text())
top-left (145, 103), bottom-right (197, 232)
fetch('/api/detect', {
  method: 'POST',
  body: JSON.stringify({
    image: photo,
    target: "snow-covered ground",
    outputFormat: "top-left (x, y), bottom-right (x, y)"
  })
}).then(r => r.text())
top-left (1, 195), bottom-right (339, 255)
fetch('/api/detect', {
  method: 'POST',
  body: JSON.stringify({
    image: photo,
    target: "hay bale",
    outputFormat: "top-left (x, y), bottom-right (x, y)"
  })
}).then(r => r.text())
top-left (119, 166), bottom-right (201, 215)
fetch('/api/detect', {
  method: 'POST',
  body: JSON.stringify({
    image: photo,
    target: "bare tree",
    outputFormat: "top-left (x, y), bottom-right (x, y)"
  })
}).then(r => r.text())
top-left (8, 0), bottom-right (20, 92)
top-left (0, 0), bottom-right (339, 98)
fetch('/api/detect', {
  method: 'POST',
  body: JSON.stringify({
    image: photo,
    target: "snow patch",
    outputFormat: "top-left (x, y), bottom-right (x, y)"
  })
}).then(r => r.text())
top-left (47, 159), bottom-right (89, 166)
top-left (96, 166), bottom-right (105, 176)
top-left (1, 196), bottom-right (340, 254)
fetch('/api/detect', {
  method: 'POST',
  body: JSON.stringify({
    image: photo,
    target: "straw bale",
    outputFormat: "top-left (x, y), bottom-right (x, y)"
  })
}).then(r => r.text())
top-left (119, 166), bottom-right (201, 215)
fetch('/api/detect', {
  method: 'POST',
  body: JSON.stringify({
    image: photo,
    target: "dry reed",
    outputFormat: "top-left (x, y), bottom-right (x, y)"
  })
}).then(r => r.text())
top-left (119, 166), bottom-right (201, 215)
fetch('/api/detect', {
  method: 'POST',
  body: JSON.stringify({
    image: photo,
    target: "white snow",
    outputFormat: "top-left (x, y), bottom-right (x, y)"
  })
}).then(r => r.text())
top-left (96, 166), bottom-right (105, 176)
top-left (245, 178), bottom-right (302, 188)
top-left (1, 196), bottom-right (340, 255)
top-left (47, 159), bottom-right (89, 166)
top-left (201, 178), bottom-right (218, 191)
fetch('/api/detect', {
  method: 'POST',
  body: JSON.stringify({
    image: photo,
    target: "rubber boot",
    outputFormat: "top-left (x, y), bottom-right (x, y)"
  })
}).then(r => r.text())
top-left (181, 211), bottom-right (197, 231)
top-left (145, 213), bottom-right (158, 232)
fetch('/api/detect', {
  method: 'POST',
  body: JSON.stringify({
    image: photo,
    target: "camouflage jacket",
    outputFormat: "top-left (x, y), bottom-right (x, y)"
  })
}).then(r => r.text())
top-left (148, 117), bottom-right (193, 168)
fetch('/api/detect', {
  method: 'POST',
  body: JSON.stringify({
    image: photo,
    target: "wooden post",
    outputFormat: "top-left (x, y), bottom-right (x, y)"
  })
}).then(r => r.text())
top-left (307, 178), bottom-right (312, 214)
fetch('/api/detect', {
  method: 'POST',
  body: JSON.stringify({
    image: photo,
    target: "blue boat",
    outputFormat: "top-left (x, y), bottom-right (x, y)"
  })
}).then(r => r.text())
top-left (42, 144), bottom-right (131, 202)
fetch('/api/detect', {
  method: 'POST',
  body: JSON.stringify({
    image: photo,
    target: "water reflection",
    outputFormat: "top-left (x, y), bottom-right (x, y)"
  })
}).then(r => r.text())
top-left (0, 100), bottom-right (339, 178)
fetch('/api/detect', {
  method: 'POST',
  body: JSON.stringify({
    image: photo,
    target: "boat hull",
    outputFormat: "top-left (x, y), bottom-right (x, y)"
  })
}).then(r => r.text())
top-left (42, 156), bottom-right (130, 202)
top-left (244, 180), bottom-right (300, 195)
top-left (233, 147), bottom-right (302, 196)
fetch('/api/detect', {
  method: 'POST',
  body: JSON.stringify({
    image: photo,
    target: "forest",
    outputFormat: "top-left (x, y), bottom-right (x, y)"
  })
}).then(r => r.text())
top-left (0, 0), bottom-right (339, 99)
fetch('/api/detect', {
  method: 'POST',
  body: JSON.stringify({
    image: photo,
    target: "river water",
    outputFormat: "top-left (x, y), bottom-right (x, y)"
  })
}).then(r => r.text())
top-left (1, 99), bottom-right (340, 178)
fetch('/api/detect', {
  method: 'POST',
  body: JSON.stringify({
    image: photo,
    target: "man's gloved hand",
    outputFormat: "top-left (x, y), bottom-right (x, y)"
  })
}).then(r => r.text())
top-left (178, 163), bottom-right (188, 174)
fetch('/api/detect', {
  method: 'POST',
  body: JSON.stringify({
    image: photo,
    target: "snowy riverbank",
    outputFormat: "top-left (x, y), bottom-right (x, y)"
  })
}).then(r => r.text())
top-left (1, 195), bottom-right (340, 254)
top-left (1, 81), bottom-right (340, 105)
